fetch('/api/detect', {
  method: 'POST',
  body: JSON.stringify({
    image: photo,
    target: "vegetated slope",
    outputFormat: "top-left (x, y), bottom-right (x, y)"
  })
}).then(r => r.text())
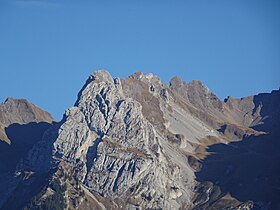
top-left (0, 70), bottom-right (279, 210)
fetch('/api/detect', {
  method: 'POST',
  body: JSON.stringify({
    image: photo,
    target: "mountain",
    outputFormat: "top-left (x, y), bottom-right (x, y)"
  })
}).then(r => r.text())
top-left (0, 98), bottom-right (54, 173)
top-left (0, 98), bottom-right (55, 209)
top-left (0, 97), bottom-right (54, 143)
top-left (0, 70), bottom-right (279, 210)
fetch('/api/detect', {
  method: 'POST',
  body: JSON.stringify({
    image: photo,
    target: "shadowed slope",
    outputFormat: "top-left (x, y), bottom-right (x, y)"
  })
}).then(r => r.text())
top-left (0, 122), bottom-right (52, 173)
top-left (0, 97), bottom-right (54, 143)
top-left (195, 90), bottom-right (280, 209)
top-left (0, 97), bottom-right (55, 173)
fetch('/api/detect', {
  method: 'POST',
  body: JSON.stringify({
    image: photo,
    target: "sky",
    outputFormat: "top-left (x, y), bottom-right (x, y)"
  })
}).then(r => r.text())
top-left (0, 0), bottom-right (279, 120)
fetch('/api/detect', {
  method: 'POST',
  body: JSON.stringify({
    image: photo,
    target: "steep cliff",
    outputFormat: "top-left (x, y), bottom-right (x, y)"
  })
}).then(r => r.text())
top-left (0, 70), bottom-right (279, 210)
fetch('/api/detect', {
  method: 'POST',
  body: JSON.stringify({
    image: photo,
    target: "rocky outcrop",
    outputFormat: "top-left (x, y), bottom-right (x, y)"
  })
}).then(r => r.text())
top-left (18, 71), bottom-right (196, 209)
top-left (170, 77), bottom-right (223, 112)
top-left (1, 70), bottom-right (279, 210)
top-left (58, 71), bottom-right (196, 209)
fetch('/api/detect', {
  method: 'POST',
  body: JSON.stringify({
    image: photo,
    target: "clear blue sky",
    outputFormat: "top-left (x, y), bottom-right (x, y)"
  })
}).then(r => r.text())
top-left (0, 0), bottom-right (279, 120)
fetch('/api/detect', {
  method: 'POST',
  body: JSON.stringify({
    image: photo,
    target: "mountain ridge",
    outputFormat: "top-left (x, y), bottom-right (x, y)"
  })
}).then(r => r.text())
top-left (0, 97), bottom-right (54, 144)
top-left (0, 70), bottom-right (279, 210)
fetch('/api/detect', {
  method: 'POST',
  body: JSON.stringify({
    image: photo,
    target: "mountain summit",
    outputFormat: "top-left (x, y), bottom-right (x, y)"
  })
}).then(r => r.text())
top-left (0, 97), bottom-right (54, 144)
top-left (0, 70), bottom-right (279, 210)
top-left (0, 98), bottom-right (54, 174)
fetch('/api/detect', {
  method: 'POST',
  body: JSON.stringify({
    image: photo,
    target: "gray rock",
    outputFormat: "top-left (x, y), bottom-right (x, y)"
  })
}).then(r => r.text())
top-left (4, 70), bottom-right (278, 210)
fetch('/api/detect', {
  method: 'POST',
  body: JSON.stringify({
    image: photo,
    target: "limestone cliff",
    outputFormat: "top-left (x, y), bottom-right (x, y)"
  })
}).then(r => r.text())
top-left (1, 70), bottom-right (279, 210)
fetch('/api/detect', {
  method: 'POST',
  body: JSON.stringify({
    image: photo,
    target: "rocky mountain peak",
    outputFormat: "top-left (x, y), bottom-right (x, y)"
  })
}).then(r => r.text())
top-left (16, 70), bottom-right (197, 209)
top-left (128, 71), bottom-right (144, 79)
top-left (169, 76), bottom-right (183, 87)
top-left (0, 97), bottom-right (54, 144)
top-left (1, 70), bottom-right (279, 210)
top-left (0, 97), bottom-right (54, 194)
top-left (170, 76), bottom-right (208, 91)
top-left (4, 97), bottom-right (17, 103)
top-left (188, 80), bottom-right (210, 91)
top-left (90, 69), bottom-right (115, 84)
top-left (169, 76), bottom-right (223, 115)
top-left (128, 72), bottom-right (162, 85)
top-left (1, 97), bottom-right (54, 124)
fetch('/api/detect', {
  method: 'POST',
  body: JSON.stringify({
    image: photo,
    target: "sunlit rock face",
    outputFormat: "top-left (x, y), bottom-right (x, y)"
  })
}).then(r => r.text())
top-left (1, 70), bottom-right (279, 210)
top-left (46, 70), bottom-right (196, 209)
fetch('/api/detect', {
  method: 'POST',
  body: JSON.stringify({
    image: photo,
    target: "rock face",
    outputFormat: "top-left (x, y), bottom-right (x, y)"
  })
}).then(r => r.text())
top-left (0, 70), bottom-right (279, 210)
top-left (26, 70), bottom-right (196, 209)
